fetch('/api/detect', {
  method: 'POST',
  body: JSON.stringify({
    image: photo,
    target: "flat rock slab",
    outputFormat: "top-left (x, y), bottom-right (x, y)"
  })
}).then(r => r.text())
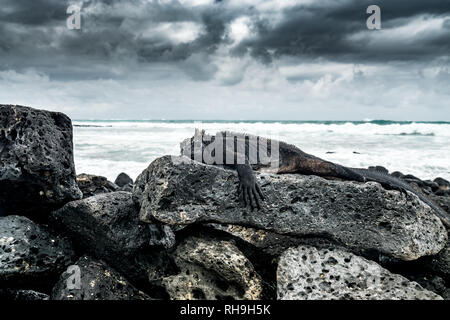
top-left (51, 256), bottom-right (150, 300)
top-left (0, 105), bottom-right (82, 215)
top-left (134, 156), bottom-right (447, 261)
top-left (0, 215), bottom-right (75, 288)
top-left (277, 246), bottom-right (442, 300)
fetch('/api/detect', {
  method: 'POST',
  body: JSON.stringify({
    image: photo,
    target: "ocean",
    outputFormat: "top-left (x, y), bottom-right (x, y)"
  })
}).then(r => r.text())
top-left (72, 120), bottom-right (450, 182)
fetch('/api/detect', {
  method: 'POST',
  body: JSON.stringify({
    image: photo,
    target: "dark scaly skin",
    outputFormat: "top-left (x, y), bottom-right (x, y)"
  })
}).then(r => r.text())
top-left (180, 130), bottom-right (450, 227)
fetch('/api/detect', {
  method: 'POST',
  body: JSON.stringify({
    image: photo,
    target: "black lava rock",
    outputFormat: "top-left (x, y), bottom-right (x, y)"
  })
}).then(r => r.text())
top-left (0, 289), bottom-right (49, 300)
top-left (0, 105), bottom-right (82, 217)
top-left (51, 256), bottom-right (151, 300)
top-left (114, 172), bottom-right (133, 187)
top-left (134, 156), bottom-right (447, 261)
top-left (50, 191), bottom-right (176, 293)
top-left (0, 215), bottom-right (75, 290)
top-left (434, 177), bottom-right (450, 188)
top-left (76, 174), bottom-right (119, 198)
top-left (50, 192), bottom-right (150, 259)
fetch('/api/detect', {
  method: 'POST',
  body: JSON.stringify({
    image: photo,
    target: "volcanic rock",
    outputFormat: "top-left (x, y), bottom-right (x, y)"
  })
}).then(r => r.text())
top-left (134, 156), bottom-right (447, 261)
top-left (277, 246), bottom-right (442, 300)
top-left (0, 105), bottom-right (82, 216)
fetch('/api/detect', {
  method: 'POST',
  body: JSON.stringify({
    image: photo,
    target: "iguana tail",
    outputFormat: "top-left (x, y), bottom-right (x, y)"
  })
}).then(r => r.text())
top-left (349, 167), bottom-right (450, 228)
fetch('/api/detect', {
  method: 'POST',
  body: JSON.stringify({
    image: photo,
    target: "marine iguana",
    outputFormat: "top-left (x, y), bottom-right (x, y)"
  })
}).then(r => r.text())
top-left (180, 130), bottom-right (450, 227)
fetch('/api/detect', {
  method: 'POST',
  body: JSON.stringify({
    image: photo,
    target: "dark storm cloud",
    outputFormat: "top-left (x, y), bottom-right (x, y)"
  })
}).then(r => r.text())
top-left (235, 0), bottom-right (450, 63)
top-left (0, 0), bottom-right (449, 79)
top-left (0, 0), bottom-right (244, 79)
top-left (0, 0), bottom-right (68, 25)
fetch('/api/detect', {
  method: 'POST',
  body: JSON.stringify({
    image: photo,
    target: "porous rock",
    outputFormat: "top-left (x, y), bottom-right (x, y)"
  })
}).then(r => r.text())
top-left (0, 105), bottom-right (82, 215)
top-left (427, 239), bottom-right (450, 281)
top-left (404, 273), bottom-right (449, 299)
top-left (161, 236), bottom-right (263, 300)
top-left (51, 256), bottom-right (150, 300)
top-left (277, 246), bottom-right (442, 300)
top-left (429, 194), bottom-right (450, 215)
top-left (148, 223), bottom-right (176, 249)
top-left (50, 191), bottom-right (177, 292)
top-left (76, 173), bottom-right (119, 198)
top-left (134, 156), bottom-right (447, 261)
top-left (0, 215), bottom-right (75, 288)
top-left (0, 289), bottom-right (49, 300)
top-left (51, 191), bottom-right (149, 258)
top-left (206, 223), bottom-right (340, 257)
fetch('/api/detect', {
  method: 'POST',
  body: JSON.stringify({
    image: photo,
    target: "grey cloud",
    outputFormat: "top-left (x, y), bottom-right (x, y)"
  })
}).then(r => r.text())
top-left (0, 0), bottom-right (68, 25)
top-left (1, 0), bottom-right (449, 80)
top-left (235, 0), bottom-right (450, 63)
top-left (0, 0), bottom-right (240, 80)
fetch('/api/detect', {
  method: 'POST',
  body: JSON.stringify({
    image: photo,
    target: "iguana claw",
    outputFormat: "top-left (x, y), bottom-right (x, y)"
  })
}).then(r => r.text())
top-left (236, 164), bottom-right (265, 210)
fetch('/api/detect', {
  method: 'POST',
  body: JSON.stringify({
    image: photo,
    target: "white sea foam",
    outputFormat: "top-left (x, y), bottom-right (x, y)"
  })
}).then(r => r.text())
top-left (73, 121), bottom-right (450, 182)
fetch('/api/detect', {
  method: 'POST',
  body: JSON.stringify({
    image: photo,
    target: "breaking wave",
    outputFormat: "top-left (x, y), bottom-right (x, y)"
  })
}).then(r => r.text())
top-left (72, 120), bottom-right (450, 181)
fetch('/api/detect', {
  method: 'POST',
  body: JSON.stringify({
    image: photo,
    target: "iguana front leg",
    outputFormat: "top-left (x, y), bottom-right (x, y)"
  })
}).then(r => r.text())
top-left (201, 152), bottom-right (265, 210)
top-left (184, 131), bottom-right (265, 209)
top-left (236, 163), bottom-right (265, 209)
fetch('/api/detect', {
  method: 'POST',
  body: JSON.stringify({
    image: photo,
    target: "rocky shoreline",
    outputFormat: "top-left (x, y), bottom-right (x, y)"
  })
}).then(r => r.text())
top-left (0, 104), bottom-right (449, 300)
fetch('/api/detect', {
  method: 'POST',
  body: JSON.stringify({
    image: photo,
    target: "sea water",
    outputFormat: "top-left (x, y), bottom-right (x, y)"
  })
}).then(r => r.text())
top-left (73, 120), bottom-right (450, 182)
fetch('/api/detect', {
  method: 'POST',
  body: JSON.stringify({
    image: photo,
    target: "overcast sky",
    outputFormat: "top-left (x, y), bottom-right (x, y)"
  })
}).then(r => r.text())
top-left (1, 0), bottom-right (449, 120)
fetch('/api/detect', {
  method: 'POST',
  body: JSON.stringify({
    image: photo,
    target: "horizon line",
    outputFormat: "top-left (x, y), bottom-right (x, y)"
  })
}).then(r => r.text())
top-left (72, 119), bottom-right (450, 123)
